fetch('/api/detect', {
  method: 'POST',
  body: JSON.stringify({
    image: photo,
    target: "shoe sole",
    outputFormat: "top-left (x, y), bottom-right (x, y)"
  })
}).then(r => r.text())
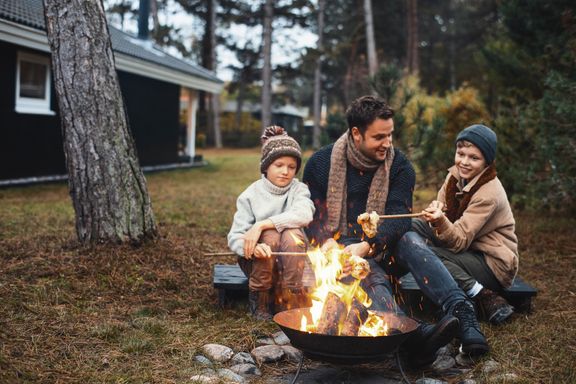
top-left (488, 305), bottom-right (514, 325)
top-left (420, 316), bottom-right (460, 356)
top-left (461, 342), bottom-right (490, 357)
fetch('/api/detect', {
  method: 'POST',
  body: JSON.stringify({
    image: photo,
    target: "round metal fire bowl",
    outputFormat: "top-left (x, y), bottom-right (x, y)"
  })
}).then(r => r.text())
top-left (273, 307), bottom-right (419, 364)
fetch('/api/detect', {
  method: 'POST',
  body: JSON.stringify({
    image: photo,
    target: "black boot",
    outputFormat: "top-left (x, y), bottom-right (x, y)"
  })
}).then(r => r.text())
top-left (248, 290), bottom-right (273, 321)
top-left (401, 313), bottom-right (459, 368)
top-left (450, 300), bottom-right (489, 357)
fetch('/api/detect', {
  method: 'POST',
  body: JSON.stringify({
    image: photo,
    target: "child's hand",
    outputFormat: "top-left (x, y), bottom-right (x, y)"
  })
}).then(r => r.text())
top-left (343, 241), bottom-right (371, 258)
top-left (253, 243), bottom-right (272, 258)
top-left (320, 238), bottom-right (339, 253)
top-left (243, 224), bottom-right (263, 258)
top-left (422, 202), bottom-right (444, 223)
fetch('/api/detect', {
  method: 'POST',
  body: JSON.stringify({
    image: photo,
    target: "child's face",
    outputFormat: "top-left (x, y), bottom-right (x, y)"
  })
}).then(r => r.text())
top-left (455, 141), bottom-right (487, 181)
top-left (266, 156), bottom-right (298, 187)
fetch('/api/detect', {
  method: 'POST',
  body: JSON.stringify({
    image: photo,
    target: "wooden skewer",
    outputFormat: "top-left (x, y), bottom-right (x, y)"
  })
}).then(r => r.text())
top-left (204, 251), bottom-right (309, 257)
top-left (379, 212), bottom-right (424, 219)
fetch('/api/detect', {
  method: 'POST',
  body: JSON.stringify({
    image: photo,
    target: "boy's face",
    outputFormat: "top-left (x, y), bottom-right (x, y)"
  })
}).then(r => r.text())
top-left (351, 118), bottom-right (394, 162)
top-left (455, 141), bottom-right (487, 181)
top-left (266, 156), bottom-right (298, 187)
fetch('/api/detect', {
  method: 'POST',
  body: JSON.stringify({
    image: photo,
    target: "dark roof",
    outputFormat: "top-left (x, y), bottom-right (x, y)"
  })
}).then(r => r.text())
top-left (0, 0), bottom-right (222, 84)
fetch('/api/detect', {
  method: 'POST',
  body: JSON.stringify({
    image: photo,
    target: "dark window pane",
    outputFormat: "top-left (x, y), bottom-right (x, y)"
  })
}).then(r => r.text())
top-left (20, 61), bottom-right (47, 99)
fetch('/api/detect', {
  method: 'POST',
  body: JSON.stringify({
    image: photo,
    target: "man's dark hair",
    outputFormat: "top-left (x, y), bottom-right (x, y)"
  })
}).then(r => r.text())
top-left (345, 96), bottom-right (394, 136)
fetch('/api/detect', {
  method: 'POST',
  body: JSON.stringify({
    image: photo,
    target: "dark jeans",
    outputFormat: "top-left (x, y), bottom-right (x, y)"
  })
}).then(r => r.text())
top-left (360, 259), bottom-right (404, 314)
top-left (392, 230), bottom-right (469, 313)
top-left (411, 219), bottom-right (502, 293)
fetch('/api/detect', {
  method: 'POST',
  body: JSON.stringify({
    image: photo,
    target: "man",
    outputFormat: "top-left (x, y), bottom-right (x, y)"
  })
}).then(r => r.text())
top-left (303, 96), bottom-right (459, 366)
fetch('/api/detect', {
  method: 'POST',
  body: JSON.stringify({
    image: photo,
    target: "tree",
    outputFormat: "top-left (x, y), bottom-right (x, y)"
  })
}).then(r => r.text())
top-left (312, 0), bottom-right (325, 149)
top-left (43, 0), bottom-right (157, 244)
top-left (406, 0), bottom-right (419, 74)
top-left (363, 0), bottom-right (378, 78)
top-left (261, 0), bottom-right (274, 130)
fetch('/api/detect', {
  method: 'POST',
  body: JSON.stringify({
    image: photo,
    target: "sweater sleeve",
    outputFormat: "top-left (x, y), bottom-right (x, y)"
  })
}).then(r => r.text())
top-left (227, 192), bottom-right (256, 257)
top-left (433, 194), bottom-right (498, 253)
top-left (269, 182), bottom-right (315, 231)
top-left (303, 149), bottom-right (333, 244)
top-left (370, 152), bottom-right (416, 255)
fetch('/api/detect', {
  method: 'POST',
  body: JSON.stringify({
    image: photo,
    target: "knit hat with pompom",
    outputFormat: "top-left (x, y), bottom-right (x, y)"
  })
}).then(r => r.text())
top-left (260, 125), bottom-right (302, 174)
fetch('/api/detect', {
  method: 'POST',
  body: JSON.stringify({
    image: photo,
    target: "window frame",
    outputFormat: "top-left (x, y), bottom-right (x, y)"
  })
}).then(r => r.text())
top-left (15, 51), bottom-right (55, 115)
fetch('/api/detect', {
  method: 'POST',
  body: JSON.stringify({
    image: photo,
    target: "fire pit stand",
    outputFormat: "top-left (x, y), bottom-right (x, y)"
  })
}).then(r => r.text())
top-left (274, 308), bottom-right (418, 384)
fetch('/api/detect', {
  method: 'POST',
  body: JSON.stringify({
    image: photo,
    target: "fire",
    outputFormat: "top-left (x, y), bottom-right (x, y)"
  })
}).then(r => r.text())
top-left (298, 242), bottom-right (390, 337)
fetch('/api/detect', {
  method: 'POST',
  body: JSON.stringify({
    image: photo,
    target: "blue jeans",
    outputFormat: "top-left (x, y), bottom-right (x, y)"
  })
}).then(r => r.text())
top-left (392, 231), bottom-right (468, 313)
top-left (360, 259), bottom-right (404, 314)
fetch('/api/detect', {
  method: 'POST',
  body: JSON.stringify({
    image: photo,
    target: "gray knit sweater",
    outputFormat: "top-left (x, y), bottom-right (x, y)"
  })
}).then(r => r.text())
top-left (227, 176), bottom-right (315, 257)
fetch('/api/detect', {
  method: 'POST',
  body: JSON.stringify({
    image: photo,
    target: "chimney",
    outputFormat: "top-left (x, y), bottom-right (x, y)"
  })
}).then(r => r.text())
top-left (138, 0), bottom-right (150, 40)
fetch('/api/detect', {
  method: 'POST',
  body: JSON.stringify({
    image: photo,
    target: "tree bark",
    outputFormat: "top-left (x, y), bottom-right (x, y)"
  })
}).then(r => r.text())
top-left (406, 0), bottom-right (419, 74)
top-left (209, 0), bottom-right (222, 148)
top-left (261, 0), bottom-right (274, 131)
top-left (363, 0), bottom-right (378, 78)
top-left (312, 0), bottom-right (325, 149)
top-left (43, 0), bottom-right (157, 244)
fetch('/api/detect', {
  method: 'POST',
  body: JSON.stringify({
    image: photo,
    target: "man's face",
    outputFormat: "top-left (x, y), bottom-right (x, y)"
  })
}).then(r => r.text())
top-left (351, 118), bottom-right (394, 162)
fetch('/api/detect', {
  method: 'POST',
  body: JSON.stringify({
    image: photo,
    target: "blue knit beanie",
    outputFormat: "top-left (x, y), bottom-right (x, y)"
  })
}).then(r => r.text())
top-left (456, 124), bottom-right (497, 164)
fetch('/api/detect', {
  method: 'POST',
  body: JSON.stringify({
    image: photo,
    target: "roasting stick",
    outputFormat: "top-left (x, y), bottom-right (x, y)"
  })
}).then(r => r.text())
top-left (204, 251), bottom-right (308, 257)
top-left (379, 212), bottom-right (424, 219)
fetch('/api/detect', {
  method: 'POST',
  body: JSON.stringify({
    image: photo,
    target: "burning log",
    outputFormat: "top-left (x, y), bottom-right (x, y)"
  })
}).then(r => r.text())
top-left (316, 292), bottom-right (347, 335)
top-left (340, 298), bottom-right (369, 336)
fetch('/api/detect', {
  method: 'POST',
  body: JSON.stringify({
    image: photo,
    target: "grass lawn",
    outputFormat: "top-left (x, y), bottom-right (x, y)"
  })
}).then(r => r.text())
top-left (0, 148), bottom-right (574, 383)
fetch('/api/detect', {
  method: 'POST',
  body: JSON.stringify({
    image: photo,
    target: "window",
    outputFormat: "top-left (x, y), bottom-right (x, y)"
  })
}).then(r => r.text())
top-left (15, 51), bottom-right (55, 115)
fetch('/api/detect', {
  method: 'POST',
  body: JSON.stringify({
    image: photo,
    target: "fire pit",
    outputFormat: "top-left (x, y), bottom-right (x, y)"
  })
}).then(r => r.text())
top-left (274, 307), bottom-right (418, 364)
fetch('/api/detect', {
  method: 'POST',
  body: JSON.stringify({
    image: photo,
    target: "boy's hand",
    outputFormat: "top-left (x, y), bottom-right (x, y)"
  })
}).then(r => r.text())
top-left (243, 224), bottom-right (263, 258)
top-left (253, 243), bottom-right (272, 259)
top-left (422, 202), bottom-right (444, 223)
top-left (343, 241), bottom-right (371, 258)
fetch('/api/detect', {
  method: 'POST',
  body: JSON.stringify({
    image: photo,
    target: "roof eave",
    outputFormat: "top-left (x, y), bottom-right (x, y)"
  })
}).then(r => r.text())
top-left (0, 19), bottom-right (222, 93)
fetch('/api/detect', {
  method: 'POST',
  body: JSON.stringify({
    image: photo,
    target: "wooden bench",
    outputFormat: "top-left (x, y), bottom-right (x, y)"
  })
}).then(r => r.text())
top-left (213, 264), bottom-right (537, 313)
top-left (399, 273), bottom-right (537, 314)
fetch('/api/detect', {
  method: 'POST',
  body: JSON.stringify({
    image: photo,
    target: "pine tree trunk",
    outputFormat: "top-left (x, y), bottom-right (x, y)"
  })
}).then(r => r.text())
top-left (43, 0), bottom-right (157, 244)
top-left (406, 0), bottom-right (419, 74)
top-left (209, 0), bottom-right (222, 148)
top-left (261, 0), bottom-right (274, 130)
top-left (312, 0), bottom-right (325, 149)
top-left (363, 0), bottom-right (378, 78)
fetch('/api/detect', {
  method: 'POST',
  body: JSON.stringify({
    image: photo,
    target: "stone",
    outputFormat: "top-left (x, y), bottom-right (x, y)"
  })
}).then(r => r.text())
top-left (456, 380), bottom-right (476, 384)
top-left (455, 352), bottom-right (478, 366)
top-left (255, 337), bottom-right (275, 346)
top-left (251, 345), bottom-right (285, 364)
top-left (217, 368), bottom-right (246, 383)
top-left (491, 373), bottom-right (520, 382)
top-left (231, 352), bottom-right (255, 365)
top-left (195, 355), bottom-right (213, 366)
top-left (415, 378), bottom-right (448, 384)
top-left (202, 344), bottom-right (234, 363)
top-left (229, 363), bottom-right (262, 377)
top-left (272, 330), bottom-right (290, 345)
top-left (281, 345), bottom-right (302, 362)
top-left (436, 343), bottom-right (456, 356)
top-left (482, 359), bottom-right (500, 375)
top-left (431, 355), bottom-right (456, 372)
top-left (189, 373), bottom-right (219, 384)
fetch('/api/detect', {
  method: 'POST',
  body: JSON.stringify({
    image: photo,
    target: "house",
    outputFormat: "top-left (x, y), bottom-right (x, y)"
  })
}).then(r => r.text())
top-left (0, 0), bottom-right (223, 185)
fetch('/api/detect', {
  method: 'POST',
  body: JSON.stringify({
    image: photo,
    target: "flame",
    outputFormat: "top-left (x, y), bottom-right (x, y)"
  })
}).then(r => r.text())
top-left (298, 240), bottom-right (389, 337)
top-left (289, 232), bottom-right (306, 247)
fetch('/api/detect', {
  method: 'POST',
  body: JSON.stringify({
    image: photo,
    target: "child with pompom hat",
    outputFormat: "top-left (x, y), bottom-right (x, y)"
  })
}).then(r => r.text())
top-left (227, 126), bottom-right (315, 320)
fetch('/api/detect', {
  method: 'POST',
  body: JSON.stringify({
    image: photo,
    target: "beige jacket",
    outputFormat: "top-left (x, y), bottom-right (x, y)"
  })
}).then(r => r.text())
top-left (433, 166), bottom-right (519, 288)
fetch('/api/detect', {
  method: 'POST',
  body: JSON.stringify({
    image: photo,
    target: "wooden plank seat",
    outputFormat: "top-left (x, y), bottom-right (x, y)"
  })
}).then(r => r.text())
top-left (214, 264), bottom-right (537, 315)
top-left (399, 273), bottom-right (537, 314)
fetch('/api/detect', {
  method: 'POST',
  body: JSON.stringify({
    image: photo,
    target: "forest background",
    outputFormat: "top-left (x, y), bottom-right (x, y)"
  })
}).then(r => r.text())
top-left (105, 0), bottom-right (576, 214)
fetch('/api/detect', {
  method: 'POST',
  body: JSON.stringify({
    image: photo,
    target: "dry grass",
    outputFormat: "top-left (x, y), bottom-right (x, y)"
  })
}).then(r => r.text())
top-left (0, 148), bottom-right (575, 383)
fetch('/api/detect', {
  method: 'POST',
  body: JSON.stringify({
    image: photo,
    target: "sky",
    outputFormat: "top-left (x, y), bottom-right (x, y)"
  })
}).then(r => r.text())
top-left (104, 0), bottom-right (318, 82)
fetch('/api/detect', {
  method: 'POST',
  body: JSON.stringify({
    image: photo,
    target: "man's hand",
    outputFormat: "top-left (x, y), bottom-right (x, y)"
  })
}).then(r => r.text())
top-left (253, 243), bottom-right (272, 259)
top-left (343, 241), bottom-right (371, 258)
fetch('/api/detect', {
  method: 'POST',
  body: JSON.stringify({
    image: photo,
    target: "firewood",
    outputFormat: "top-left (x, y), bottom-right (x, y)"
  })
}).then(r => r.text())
top-left (341, 298), bottom-right (369, 336)
top-left (316, 292), bottom-right (346, 335)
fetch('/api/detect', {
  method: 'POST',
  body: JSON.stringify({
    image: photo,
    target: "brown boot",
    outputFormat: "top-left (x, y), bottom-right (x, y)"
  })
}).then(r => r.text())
top-left (248, 290), bottom-right (273, 321)
top-left (474, 288), bottom-right (514, 325)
